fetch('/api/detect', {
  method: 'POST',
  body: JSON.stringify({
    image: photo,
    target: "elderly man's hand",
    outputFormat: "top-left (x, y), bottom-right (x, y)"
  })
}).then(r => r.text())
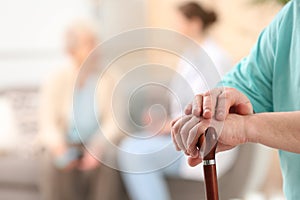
top-left (170, 87), bottom-right (254, 167)
top-left (184, 87), bottom-right (253, 120)
top-left (171, 114), bottom-right (249, 167)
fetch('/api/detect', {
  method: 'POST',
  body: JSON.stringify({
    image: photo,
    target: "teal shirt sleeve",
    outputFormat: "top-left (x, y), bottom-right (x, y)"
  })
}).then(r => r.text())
top-left (217, 2), bottom-right (300, 199)
top-left (218, 2), bottom-right (291, 113)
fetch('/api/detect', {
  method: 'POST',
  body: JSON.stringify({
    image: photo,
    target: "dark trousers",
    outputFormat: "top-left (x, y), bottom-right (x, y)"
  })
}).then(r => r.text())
top-left (39, 152), bottom-right (123, 200)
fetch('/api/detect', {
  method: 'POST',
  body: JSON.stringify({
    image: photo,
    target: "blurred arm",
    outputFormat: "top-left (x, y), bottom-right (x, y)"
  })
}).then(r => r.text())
top-left (39, 72), bottom-right (66, 157)
top-left (87, 71), bottom-right (125, 156)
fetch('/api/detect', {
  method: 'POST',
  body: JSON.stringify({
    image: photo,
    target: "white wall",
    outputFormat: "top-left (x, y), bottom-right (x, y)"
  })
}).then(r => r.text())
top-left (0, 0), bottom-right (283, 87)
top-left (0, 0), bottom-right (93, 88)
top-left (98, 0), bottom-right (147, 40)
top-left (0, 0), bottom-right (149, 88)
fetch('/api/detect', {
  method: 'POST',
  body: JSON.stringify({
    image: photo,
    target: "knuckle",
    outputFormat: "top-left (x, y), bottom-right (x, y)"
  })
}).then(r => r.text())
top-left (231, 87), bottom-right (239, 92)
top-left (194, 95), bottom-right (203, 103)
top-left (198, 128), bottom-right (206, 137)
top-left (180, 125), bottom-right (189, 137)
top-left (172, 126), bottom-right (179, 135)
top-left (218, 95), bottom-right (227, 103)
top-left (200, 120), bottom-right (211, 130)
top-left (188, 129), bottom-right (195, 138)
top-left (197, 124), bottom-right (207, 134)
top-left (203, 91), bottom-right (211, 97)
top-left (226, 87), bottom-right (235, 92)
top-left (219, 90), bottom-right (227, 98)
top-left (212, 89), bottom-right (221, 96)
top-left (203, 96), bottom-right (212, 103)
top-left (195, 94), bottom-right (202, 98)
top-left (221, 90), bottom-right (231, 97)
top-left (189, 145), bottom-right (197, 152)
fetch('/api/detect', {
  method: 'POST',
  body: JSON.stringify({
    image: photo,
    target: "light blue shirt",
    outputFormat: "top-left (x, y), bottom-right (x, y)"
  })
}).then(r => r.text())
top-left (67, 76), bottom-right (99, 144)
top-left (54, 76), bottom-right (99, 169)
top-left (219, 1), bottom-right (300, 199)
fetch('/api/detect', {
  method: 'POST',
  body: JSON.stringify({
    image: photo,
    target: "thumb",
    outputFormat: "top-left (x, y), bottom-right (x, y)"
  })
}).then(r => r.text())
top-left (235, 103), bottom-right (253, 115)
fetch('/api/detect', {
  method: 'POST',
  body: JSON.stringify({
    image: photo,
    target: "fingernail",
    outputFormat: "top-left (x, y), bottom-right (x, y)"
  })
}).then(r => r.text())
top-left (204, 109), bottom-right (210, 116)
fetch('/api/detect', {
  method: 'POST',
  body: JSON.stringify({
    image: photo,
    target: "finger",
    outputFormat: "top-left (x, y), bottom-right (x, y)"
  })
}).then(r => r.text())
top-left (170, 116), bottom-right (181, 127)
top-left (186, 123), bottom-right (202, 157)
top-left (192, 95), bottom-right (203, 117)
top-left (187, 119), bottom-right (210, 156)
top-left (188, 157), bottom-right (202, 167)
top-left (172, 115), bottom-right (193, 152)
top-left (215, 91), bottom-right (233, 120)
top-left (216, 88), bottom-right (253, 120)
top-left (189, 147), bottom-right (199, 158)
top-left (179, 116), bottom-right (200, 149)
top-left (235, 102), bottom-right (253, 115)
top-left (202, 89), bottom-right (221, 119)
top-left (184, 103), bottom-right (192, 115)
top-left (190, 133), bottom-right (204, 158)
top-left (171, 129), bottom-right (181, 151)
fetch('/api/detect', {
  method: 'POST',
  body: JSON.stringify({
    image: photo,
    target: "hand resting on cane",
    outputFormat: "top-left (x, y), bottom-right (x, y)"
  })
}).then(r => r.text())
top-left (171, 87), bottom-right (254, 167)
top-left (171, 113), bottom-right (250, 167)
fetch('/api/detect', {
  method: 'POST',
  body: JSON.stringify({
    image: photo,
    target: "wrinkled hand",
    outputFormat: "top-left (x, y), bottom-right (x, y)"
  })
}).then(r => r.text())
top-left (52, 145), bottom-right (79, 171)
top-left (171, 114), bottom-right (248, 167)
top-left (171, 87), bottom-right (253, 167)
top-left (184, 87), bottom-right (253, 120)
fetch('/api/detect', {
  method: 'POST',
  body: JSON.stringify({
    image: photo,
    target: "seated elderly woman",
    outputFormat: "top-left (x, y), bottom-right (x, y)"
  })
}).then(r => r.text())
top-left (39, 20), bottom-right (124, 200)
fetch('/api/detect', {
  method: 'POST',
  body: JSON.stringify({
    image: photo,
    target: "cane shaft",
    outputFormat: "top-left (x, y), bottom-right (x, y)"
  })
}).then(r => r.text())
top-left (198, 127), bottom-right (219, 200)
top-left (203, 164), bottom-right (219, 200)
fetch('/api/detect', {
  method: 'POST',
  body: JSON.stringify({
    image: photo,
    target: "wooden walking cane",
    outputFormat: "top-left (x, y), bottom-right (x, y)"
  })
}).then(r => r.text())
top-left (198, 127), bottom-right (219, 200)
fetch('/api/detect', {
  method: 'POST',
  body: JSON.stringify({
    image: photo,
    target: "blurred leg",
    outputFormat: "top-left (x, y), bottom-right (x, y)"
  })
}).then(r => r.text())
top-left (122, 170), bottom-right (170, 200)
top-left (39, 151), bottom-right (59, 200)
top-left (118, 134), bottom-right (182, 200)
top-left (39, 151), bottom-right (83, 200)
top-left (88, 165), bottom-right (124, 200)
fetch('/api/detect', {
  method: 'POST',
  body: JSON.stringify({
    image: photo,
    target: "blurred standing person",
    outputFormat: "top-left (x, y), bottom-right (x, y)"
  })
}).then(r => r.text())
top-left (39, 20), bottom-right (123, 200)
top-left (170, 2), bottom-right (232, 117)
top-left (118, 2), bottom-right (235, 200)
top-left (174, 1), bottom-right (232, 77)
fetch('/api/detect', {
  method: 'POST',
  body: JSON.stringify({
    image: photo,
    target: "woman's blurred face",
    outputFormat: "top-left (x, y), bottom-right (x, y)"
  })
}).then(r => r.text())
top-left (174, 12), bottom-right (192, 36)
top-left (174, 11), bottom-right (203, 38)
top-left (66, 28), bottom-right (97, 67)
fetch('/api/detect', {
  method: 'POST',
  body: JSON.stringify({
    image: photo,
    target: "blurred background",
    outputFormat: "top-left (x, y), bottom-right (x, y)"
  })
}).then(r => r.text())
top-left (0, 0), bottom-right (286, 200)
